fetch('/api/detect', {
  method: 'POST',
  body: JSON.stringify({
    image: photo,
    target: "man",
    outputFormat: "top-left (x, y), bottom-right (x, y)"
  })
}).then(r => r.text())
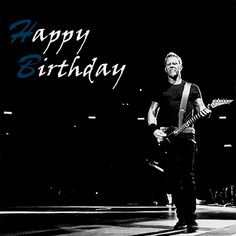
top-left (147, 52), bottom-right (211, 232)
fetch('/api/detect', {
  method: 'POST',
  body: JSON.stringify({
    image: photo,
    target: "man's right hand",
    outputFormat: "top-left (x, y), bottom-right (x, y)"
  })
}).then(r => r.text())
top-left (153, 129), bottom-right (167, 143)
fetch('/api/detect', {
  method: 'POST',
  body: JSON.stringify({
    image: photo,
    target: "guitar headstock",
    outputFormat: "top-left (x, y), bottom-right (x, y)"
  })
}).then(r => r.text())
top-left (209, 99), bottom-right (234, 109)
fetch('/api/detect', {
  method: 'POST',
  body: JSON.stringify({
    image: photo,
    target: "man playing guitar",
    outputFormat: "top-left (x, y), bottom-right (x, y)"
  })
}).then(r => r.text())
top-left (147, 52), bottom-right (211, 232)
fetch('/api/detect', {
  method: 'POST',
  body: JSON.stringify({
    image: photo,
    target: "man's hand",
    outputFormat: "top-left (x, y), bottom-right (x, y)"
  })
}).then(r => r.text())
top-left (200, 107), bottom-right (212, 118)
top-left (153, 129), bottom-right (167, 143)
top-left (195, 98), bottom-right (212, 119)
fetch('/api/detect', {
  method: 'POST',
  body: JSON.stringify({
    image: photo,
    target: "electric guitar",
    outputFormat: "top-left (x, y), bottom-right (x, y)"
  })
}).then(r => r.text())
top-left (162, 98), bottom-right (233, 144)
top-left (147, 99), bottom-right (233, 172)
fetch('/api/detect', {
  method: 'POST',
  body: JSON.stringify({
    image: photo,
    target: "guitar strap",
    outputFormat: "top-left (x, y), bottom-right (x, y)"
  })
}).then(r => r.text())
top-left (178, 82), bottom-right (192, 127)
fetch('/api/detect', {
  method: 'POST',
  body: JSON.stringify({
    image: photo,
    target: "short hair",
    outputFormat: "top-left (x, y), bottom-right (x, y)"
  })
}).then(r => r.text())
top-left (164, 52), bottom-right (183, 66)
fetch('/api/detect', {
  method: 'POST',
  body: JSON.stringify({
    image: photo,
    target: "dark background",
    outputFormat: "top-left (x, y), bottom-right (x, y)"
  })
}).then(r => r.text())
top-left (0, 0), bottom-right (235, 207)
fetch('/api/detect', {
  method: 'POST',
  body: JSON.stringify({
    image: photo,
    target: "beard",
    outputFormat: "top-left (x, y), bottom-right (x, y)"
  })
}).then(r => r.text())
top-left (168, 68), bottom-right (179, 80)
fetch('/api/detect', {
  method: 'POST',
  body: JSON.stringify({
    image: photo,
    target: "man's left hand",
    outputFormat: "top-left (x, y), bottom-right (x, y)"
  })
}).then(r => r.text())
top-left (200, 108), bottom-right (212, 118)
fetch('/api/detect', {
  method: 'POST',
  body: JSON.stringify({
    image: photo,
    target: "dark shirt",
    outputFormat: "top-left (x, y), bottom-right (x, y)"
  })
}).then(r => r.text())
top-left (152, 80), bottom-right (202, 128)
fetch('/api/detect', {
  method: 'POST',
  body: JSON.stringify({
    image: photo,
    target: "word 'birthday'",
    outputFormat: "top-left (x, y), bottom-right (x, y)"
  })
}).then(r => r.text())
top-left (10, 19), bottom-right (126, 89)
top-left (38, 56), bottom-right (125, 89)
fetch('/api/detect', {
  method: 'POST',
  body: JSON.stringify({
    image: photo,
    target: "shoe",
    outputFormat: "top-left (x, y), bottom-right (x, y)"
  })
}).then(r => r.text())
top-left (187, 221), bottom-right (199, 232)
top-left (173, 220), bottom-right (187, 230)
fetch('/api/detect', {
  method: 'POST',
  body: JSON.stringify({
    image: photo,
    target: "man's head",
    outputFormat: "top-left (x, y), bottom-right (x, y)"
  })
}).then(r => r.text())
top-left (164, 52), bottom-right (183, 79)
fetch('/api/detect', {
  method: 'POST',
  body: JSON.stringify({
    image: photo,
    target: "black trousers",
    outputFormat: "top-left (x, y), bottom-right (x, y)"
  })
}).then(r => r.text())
top-left (165, 136), bottom-right (197, 223)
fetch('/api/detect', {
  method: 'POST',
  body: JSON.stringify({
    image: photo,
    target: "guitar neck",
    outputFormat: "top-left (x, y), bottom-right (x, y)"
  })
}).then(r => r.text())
top-left (171, 108), bottom-right (208, 136)
top-left (167, 99), bottom-right (233, 138)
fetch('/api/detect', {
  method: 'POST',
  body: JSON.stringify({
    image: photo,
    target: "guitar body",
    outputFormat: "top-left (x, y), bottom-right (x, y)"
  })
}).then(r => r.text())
top-left (162, 126), bottom-right (176, 143)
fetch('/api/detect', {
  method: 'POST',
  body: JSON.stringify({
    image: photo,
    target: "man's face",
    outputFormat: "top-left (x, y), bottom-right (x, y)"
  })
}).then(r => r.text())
top-left (165, 56), bottom-right (182, 79)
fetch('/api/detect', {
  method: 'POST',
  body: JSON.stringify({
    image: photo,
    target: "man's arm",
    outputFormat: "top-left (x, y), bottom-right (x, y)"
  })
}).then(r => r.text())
top-left (147, 101), bottom-right (166, 142)
top-left (147, 101), bottom-right (159, 126)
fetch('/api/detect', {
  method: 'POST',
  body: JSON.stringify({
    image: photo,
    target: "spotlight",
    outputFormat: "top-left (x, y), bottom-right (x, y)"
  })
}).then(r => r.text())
top-left (224, 144), bottom-right (232, 148)
top-left (219, 116), bottom-right (227, 119)
top-left (3, 111), bottom-right (13, 115)
top-left (88, 116), bottom-right (96, 119)
top-left (137, 117), bottom-right (145, 120)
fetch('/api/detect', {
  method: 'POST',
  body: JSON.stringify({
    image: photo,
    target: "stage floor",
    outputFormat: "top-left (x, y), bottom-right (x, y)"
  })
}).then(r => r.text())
top-left (0, 205), bottom-right (236, 235)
